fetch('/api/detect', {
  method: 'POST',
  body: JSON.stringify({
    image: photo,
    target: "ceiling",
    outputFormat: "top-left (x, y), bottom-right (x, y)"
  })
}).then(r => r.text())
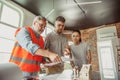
top-left (12, 0), bottom-right (120, 30)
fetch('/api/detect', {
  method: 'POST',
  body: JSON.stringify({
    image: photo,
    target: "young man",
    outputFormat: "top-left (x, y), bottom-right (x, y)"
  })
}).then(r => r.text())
top-left (9, 16), bottom-right (62, 80)
top-left (45, 16), bottom-right (69, 73)
top-left (45, 16), bottom-right (68, 56)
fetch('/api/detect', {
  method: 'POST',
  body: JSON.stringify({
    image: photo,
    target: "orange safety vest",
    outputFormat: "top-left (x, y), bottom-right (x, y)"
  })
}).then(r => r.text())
top-left (9, 27), bottom-right (44, 72)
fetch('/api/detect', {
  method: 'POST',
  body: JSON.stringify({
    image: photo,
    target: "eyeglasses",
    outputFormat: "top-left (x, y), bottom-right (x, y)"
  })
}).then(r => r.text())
top-left (37, 22), bottom-right (46, 29)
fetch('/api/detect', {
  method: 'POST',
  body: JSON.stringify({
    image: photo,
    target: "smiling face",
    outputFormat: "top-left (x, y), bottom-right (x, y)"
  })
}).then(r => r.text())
top-left (33, 20), bottom-right (46, 34)
top-left (71, 31), bottom-right (81, 44)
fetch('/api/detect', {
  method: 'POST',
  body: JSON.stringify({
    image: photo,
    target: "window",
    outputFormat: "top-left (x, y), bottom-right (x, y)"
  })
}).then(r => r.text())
top-left (0, 24), bottom-right (16, 40)
top-left (0, 24), bottom-right (16, 53)
top-left (0, 38), bottom-right (14, 53)
top-left (97, 40), bottom-right (118, 79)
top-left (0, 1), bottom-right (22, 63)
top-left (1, 5), bottom-right (20, 27)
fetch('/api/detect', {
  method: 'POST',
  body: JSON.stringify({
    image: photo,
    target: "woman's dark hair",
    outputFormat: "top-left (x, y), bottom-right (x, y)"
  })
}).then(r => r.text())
top-left (72, 30), bottom-right (81, 42)
top-left (72, 30), bottom-right (81, 35)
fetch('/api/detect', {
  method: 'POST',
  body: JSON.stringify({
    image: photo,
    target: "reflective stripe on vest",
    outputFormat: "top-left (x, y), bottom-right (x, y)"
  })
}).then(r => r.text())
top-left (10, 56), bottom-right (41, 65)
top-left (9, 27), bottom-right (44, 72)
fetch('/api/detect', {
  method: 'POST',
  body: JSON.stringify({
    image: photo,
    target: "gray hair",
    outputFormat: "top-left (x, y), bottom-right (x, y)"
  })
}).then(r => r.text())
top-left (33, 16), bottom-right (46, 24)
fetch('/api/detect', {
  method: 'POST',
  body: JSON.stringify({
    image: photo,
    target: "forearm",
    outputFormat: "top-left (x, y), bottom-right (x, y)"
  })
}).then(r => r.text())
top-left (34, 49), bottom-right (50, 58)
top-left (35, 49), bottom-right (62, 63)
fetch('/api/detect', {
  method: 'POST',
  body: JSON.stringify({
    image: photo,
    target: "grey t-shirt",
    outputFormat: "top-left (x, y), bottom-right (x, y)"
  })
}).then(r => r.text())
top-left (45, 31), bottom-right (68, 56)
top-left (70, 42), bottom-right (90, 68)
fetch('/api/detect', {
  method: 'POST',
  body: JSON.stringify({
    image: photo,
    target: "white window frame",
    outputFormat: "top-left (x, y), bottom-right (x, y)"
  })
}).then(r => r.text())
top-left (0, 1), bottom-right (23, 63)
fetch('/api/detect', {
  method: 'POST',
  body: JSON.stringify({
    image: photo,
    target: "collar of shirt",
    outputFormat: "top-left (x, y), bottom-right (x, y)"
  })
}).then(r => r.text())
top-left (53, 30), bottom-right (63, 36)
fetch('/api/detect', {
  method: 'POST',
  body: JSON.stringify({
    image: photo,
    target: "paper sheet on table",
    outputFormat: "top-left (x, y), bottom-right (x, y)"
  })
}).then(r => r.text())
top-left (44, 62), bottom-right (61, 66)
top-left (44, 57), bottom-right (73, 66)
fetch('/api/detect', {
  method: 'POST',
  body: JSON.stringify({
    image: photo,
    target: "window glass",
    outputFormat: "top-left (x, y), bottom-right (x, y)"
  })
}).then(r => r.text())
top-left (0, 23), bottom-right (16, 40)
top-left (1, 5), bottom-right (20, 27)
top-left (0, 2), bottom-right (21, 63)
top-left (0, 23), bottom-right (16, 63)
top-left (0, 38), bottom-right (15, 53)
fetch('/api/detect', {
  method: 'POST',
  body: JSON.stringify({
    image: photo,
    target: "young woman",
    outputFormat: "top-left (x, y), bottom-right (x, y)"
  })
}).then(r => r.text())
top-left (70, 30), bottom-right (91, 69)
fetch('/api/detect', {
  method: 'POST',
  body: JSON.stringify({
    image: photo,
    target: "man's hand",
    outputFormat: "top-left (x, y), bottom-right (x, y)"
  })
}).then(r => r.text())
top-left (64, 48), bottom-right (70, 55)
top-left (48, 53), bottom-right (62, 63)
